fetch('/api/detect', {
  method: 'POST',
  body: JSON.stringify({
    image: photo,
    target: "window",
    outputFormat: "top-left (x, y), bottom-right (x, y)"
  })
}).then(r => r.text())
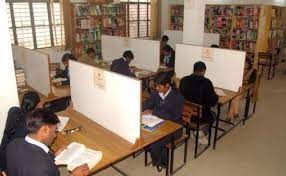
top-left (5, 0), bottom-right (65, 49)
top-left (121, 0), bottom-right (151, 38)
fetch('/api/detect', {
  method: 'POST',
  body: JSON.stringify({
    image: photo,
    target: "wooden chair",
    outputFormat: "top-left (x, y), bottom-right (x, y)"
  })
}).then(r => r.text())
top-left (258, 52), bottom-right (279, 80)
top-left (182, 101), bottom-right (212, 159)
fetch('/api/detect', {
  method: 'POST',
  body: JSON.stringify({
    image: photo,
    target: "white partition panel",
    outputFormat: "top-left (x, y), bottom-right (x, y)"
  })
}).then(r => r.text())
top-left (12, 45), bottom-right (25, 68)
top-left (37, 47), bottom-right (71, 69)
top-left (70, 60), bottom-right (141, 144)
top-left (101, 35), bottom-right (160, 72)
top-left (23, 48), bottom-right (52, 96)
top-left (175, 44), bottom-right (245, 92)
top-left (163, 30), bottom-right (183, 50)
top-left (203, 33), bottom-right (220, 47)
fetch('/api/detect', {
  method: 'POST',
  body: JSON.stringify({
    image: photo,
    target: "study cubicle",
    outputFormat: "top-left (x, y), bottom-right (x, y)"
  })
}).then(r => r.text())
top-left (163, 30), bottom-right (220, 50)
top-left (175, 44), bottom-right (248, 149)
top-left (52, 60), bottom-right (182, 174)
top-left (12, 45), bottom-right (70, 103)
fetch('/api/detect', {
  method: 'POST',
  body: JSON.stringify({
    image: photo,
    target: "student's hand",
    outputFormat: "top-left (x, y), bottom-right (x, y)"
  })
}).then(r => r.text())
top-left (142, 109), bottom-right (153, 115)
top-left (55, 146), bottom-right (67, 157)
top-left (71, 164), bottom-right (90, 176)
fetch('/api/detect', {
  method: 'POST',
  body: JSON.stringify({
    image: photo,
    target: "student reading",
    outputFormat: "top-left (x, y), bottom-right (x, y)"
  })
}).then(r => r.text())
top-left (55, 53), bottom-right (77, 85)
top-left (110, 50), bottom-right (136, 77)
top-left (160, 35), bottom-right (174, 63)
top-left (143, 72), bottom-right (184, 171)
top-left (0, 91), bottom-right (42, 171)
top-left (179, 61), bottom-right (218, 143)
top-left (6, 109), bottom-right (89, 176)
top-left (79, 48), bottom-right (97, 64)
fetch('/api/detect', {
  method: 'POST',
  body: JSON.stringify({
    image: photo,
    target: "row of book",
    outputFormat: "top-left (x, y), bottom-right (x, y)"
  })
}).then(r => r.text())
top-left (232, 29), bottom-right (258, 41)
top-left (270, 19), bottom-right (284, 29)
top-left (75, 18), bottom-right (101, 29)
top-left (75, 5), bottom-right (102, 17)
top-left (271, 7), bottom-right (283, 18)
top-left (103, 28), bottom-right (125, 37)
top-left (75, 29), bottom-right (101, 43)
top-left (206, 6), bottom-right (260, 17)
top-left (231, 41), bottom-right (256, 52)
top-left (205, 6), bottom-right (233, 16)
top-left (170, 6), bottom-right (184, 16)
top-left (15, 68), bottom-right (26, 87)
top-left (206, 16), bottom-right (232, 28)
top-left (234, 6), bottom-right (260, 17)
top-left (233, 18), bottom-right (259, 29)
top-left (102, 17), bottom-right (125, 28)
top-left (269, 29), bottom-right (285, 39)
top-left (102, 5), bottom-right (125, 16)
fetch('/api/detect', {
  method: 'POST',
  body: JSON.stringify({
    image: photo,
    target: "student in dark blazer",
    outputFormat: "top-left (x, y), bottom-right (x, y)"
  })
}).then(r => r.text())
top-left (162, 45), bottom-right (175, 68)
top-left (6, 109), bottom-right (89, 176)
top-left (55, 53), bottom-right (77, 86)
top-left (0, 91), bottom-right (43, 171)
top-left (110, 50), bottom-right (136, 77)
top-left (143, 72), bottom-right (184, 171)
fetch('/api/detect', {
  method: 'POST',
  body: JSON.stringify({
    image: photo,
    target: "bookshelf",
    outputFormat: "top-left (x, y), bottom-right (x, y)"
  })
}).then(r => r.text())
top-left (205, 5), bottom-right (260, 62)
top-left (71, 2), bottom-right (126, 58)
top-left (169, 5), bottom-right (184, 31)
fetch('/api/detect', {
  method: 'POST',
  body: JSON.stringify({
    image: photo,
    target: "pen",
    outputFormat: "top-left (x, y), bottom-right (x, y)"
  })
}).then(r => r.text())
top-left (62, 126), bottom-right (82, 135)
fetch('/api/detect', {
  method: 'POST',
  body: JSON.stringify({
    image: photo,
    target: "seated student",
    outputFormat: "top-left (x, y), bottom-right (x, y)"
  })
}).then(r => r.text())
top-left (6, 108), bottom-right (89, 176)
top-left (227, 58), bottom-right (257, 122)
top-left (55, 53), bottom-right (77, 86)
top-left (79, 48), bottom-right (97, 64)
top-left (161, 45), bottom-right (175, 68)
top-left (0, 91), bottom-right (42, 171)
top-left (179, 61), bottom-right (218, 143)
top-left (110, 50), bottom-right (136, 77)
top-left (143, 72), bottom-right (184, 171)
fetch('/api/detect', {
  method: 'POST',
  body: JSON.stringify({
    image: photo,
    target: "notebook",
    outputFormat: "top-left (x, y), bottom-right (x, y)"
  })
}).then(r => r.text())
top-left (215, 88), bottom-right (226, 97)
top-left (142, 114), bottom-right (164, 128)
top-left (55, 142), bottom-right (103, 171)
top-left (57, 116), bottom-right (69, 132)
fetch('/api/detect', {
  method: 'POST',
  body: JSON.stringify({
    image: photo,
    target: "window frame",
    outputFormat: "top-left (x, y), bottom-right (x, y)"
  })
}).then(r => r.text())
top-left (121, 0), bottom-right (151, 38)
top-left (6, 0), bottom-right (64, 49)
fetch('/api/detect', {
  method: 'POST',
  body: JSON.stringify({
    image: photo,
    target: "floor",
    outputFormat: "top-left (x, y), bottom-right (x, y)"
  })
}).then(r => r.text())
top-left (61, 65), bottom-right (286, 176)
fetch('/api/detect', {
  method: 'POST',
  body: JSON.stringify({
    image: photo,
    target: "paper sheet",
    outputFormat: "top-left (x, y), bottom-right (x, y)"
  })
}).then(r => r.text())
top-left (57, 116), bottom-right (69, 132)
top-left (215, 88), bottom-right (226, 97)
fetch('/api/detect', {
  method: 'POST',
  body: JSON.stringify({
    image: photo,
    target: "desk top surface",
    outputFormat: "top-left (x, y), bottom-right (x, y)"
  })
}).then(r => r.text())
top-left (53, 108), bottom-right (181, 174)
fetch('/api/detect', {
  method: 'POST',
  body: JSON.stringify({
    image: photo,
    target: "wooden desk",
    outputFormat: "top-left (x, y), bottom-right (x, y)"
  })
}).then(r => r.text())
top-left (53, 108), bottom-right (182, 175)
top-left (18, 85), bottom-right (70, 103)
top-left (133, 68), bottom-right (157, 80)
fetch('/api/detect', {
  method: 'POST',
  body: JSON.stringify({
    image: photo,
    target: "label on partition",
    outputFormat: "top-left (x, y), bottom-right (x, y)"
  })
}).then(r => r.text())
top-left (93, 68), bottom-right (106, 90)
top-left (202, 48), bottom-right (214, 62)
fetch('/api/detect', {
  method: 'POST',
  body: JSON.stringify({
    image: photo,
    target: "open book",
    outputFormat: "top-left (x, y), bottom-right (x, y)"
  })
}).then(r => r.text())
top-left (55, 142), bottom-right (103, 171)
top-left (215, 88), bottom-right (226, 97)
top-left (142, 114), bottom-right (164, 128)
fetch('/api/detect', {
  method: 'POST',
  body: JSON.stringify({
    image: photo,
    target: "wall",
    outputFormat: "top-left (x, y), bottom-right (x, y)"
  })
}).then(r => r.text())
top-left (0, 1), bottom-right (19, 141)
top-left (161, 0), bottom-right (184, 36)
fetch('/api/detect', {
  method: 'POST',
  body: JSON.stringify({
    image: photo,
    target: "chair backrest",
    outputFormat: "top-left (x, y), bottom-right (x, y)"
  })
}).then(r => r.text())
top-left (258, 52), bottom-right (272, 63)
top-left (182, 101), bottom-right (203, 124)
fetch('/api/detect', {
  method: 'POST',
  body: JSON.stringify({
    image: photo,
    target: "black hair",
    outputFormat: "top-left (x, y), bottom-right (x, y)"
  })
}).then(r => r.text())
top-left (123, 50), bottom-right (134, 59)
top-left (210, 44), bottom-right (219, 48)
top-left (86, 48), bottom-right (96, 54)
top-left (155, 72), bottom-right (172, 86)
top-left (163, 45), bottom-right (172, 52)
top-left (26, 108), bottom-right (60, 134)
top-left (161, 35), bottom-right (169, 42)
top-left (21, 91), bottom-right (41, 113)
top-left (62, 53), bottom-right (77, 62)
top-left (194, 61), bottom-right (206, 73)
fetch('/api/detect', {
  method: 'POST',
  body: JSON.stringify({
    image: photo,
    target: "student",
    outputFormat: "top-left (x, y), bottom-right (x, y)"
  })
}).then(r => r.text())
top-left (110, 50), bottom-right (136, 77)
top-left (6, 109), bottom-right (89, 176)
top-left (227, 58), bottom-right (257, 122)
top-left (0, 91), bottom-right (42, 171)
top-left (79, 48), bottom-right (96, 64)
top-left (160, 35), bottom-right (174, 63)
top-left (55, 53), bottom-right (77, 85)
top-left (162, 45), bottom-right (175, 68)
top-left (179, 61), bottom-right (218, 143)
top-left (143, 72), bottom-right (184, 171)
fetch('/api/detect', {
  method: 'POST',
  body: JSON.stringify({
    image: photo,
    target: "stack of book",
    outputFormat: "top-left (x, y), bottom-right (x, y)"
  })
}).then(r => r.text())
top-left (15, 68), bottom-right (26, 87)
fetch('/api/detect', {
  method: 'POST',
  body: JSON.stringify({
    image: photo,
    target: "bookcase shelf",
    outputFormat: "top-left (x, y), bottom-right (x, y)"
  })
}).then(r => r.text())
top-left (71, 2), bottom-right (126, 58)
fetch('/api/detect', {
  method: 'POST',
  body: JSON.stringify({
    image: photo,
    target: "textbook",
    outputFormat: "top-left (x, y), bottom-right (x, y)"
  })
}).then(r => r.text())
top-left (142, 114), bottom-right (164, 128)
top-left (55, 142), bottom-right (103, 171)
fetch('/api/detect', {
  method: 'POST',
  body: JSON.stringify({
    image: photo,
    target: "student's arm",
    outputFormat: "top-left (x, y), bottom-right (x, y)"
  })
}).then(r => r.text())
top-left (168, 52), bottom-right (175, 68)
top-left (143, 92), bottom-right (156, 112)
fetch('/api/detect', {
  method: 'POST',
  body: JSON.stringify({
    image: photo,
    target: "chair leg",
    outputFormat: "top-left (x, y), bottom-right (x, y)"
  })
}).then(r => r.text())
top-left (184, 139), bottom-right (188, 163)
top-left (268, 65), bottom-right (271, 80)
top-left (261, 66), bottom-right (264, 75)
top-left (208, 124), bottom-right (212, 146)
top-left (194, 128), bottom-right (199, 159)
top-left (144, 150), bottom-right (148, 166)
top-left (170, 147), bottom-right (174, 175)
top-left (253, 102), bottom-right (257, 114)
top-left (165, 149), bottom-right (170, 176)
top-left (272, 65), bottom-right (276, 79)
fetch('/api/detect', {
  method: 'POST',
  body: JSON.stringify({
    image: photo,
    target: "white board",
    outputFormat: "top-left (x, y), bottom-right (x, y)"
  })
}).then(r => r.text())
top-left (175, 44), bottom-right (245, 92)
top-left (203, 33), bottom-right (220, 47)
top-left (22, 48), bottom-right (52, 96)
top-left (163, 30), bottom-right (183, 50)
top-left (69, 60), bottom-right (141, 144)
top-left (101, 35), bottom-right (160, 72)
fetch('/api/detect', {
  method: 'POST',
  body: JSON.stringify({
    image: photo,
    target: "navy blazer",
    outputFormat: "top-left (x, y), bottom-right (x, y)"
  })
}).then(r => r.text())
top-left (55, 66), bottom-right (70, 85)
top-left (110, 58), bottom-right (136, 77)
top-left (143, 88), bottom-right (184, 125)
top-left (6, 138), bottom-right (60, 176)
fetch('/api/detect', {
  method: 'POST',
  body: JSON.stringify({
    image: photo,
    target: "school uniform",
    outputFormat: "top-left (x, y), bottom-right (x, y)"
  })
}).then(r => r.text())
top-left (55, 66), bottom-right (70, 85)
top-left (179, 74), bottom-right (218, 123)
top-left (0, 107), bottom-right (28, 171)
top-left (6, 136), bottom-right (59, 176)
top-left (110, 57), bottom-right (136, 77)
top-left (162, 50), bottom-right (175, 68)
top-left (143, 88), bottom-right (184, 167)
